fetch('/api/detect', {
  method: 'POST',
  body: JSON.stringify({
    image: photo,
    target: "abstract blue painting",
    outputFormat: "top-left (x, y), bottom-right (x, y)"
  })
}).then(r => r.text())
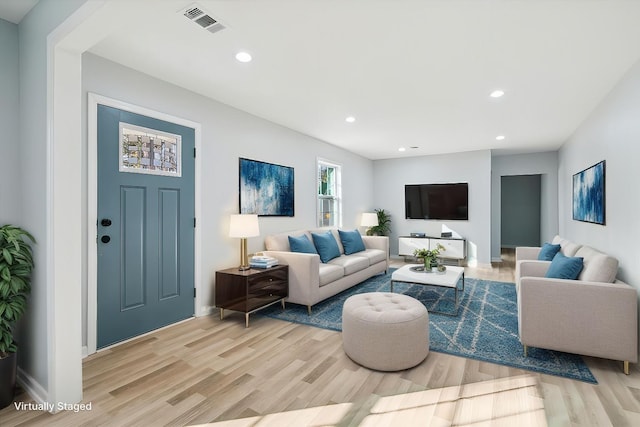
top-left (239, 158), bottom-right (294, 216)
top-left (573, 160), bottom-right (605, 225)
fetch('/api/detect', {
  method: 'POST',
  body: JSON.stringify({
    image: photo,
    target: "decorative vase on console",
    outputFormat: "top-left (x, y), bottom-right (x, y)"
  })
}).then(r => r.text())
top-left (413, 243), bottom-right (446, 272)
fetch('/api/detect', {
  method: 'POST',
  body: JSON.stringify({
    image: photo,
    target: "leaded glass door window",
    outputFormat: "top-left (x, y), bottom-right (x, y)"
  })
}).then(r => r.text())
top-left (119, 123), bottom-right (181, 177)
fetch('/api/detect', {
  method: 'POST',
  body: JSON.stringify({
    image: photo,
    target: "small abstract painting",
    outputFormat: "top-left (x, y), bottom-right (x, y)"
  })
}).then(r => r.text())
top-left (572, 160), bottom-right (605, 225)
top-left (240, 158), bottom-right (294, 216)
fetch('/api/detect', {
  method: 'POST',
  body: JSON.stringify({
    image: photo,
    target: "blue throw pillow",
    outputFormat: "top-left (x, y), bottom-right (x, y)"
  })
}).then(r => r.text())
top-left (538, 243), bottom-right (561, 261)
top-left (288, 234), bottom-right (317, 254)
top-left (545, 252), bottom-right (584, 280)
top-left (338, 229), bottom-right (366, 255)
top-left (311, 231), bottom-right (341, 263)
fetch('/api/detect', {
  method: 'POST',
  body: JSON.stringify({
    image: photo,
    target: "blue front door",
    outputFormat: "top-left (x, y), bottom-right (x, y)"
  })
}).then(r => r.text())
top-left (97, 105), bottom-right (195, 348)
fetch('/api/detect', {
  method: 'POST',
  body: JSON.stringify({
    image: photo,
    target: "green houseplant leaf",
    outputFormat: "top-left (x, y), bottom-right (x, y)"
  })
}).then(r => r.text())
top-left (0, 225), bottom-right (35, 358)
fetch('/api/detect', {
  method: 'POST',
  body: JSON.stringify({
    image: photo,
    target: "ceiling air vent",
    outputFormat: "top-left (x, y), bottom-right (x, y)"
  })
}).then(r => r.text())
top-left (183, 7), bottom-right (204, 20)
top-left (181, 4), bottom-right (226, 34)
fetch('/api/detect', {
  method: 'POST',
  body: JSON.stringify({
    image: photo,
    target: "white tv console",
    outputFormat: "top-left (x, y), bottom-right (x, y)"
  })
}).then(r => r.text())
top-left (398, 235), bottom-right (467, 265)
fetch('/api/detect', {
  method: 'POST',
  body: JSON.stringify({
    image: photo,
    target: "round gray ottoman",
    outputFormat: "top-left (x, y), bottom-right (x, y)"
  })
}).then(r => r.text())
top-left (342, 292), bottom-right (429, 371)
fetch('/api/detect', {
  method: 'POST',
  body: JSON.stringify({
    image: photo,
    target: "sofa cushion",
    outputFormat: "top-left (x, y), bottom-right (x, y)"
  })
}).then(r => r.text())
top-left (328, 255), bottom-right (370, 275)
top-left (574, 245), bottom-right (618, 283)
top-left (338, 229), bottom-right (366, 255)
top-left (352, 249), bottom-right (387, 265)
top-left (264, 233), bottom-right (290, 251)
top-left (545, 252), bottom-right (584, 280)
top-left (310, 228), bottom-right (345, 254)
top-left (265, 230), bottom-right (311, 251)
top-left (562, 241), bottom-right (582, 257)
top-left (311, 231), bottom-right (342, 263)
top-left (288, 234), bottom-right (318, 254)
top-left (538, 243), bottom-right (561, 261)
top-left (319, 263), bottom-right (344, 286)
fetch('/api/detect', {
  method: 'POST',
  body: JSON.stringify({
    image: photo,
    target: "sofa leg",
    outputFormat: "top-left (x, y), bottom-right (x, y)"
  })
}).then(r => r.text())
top-left (624, 361), bottom-right (630, 375)
top-left (307, 305), bottom-right (312, 315)
top-left (523, 345), bottom-right (528, 357)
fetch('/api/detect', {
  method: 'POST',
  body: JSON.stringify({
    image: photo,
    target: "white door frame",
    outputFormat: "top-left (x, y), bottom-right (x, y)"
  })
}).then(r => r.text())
top-left (87, 93), bottom-right (203, 355)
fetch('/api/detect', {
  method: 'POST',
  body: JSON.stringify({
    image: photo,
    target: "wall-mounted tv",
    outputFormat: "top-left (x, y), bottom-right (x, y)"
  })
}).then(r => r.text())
top-left (405, 183), bottom-right (468, 220)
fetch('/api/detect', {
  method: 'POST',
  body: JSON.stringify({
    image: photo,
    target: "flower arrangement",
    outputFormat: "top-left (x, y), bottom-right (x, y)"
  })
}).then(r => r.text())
top-left (413, 243), bottom-right (446, 270)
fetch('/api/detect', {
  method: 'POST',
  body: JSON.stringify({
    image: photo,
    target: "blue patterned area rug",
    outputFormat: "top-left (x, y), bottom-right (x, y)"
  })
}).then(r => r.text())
top-left (259, 269), bottom-right (597, 384)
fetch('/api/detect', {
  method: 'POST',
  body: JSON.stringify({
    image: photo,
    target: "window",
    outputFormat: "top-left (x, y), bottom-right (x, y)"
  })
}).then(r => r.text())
top-left (317, 160), bottom-right (342, 227)
top-left (119, 122), bottom-right (181, 177)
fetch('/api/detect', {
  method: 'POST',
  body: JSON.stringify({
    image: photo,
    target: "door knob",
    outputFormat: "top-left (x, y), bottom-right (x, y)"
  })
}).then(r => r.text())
top-left (101, 235), bottom-right (111, 244)
top-left (101, 218), bottom-right (112, 227)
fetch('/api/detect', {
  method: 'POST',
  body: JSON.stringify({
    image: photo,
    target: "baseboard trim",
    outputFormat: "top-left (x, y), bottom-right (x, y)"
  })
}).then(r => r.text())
top-left (197, 305), bottom-right (216, 317)
top-left (491, 257), bottom-right (503, 263)
top-left (17, 367), bottom-right (48, 408)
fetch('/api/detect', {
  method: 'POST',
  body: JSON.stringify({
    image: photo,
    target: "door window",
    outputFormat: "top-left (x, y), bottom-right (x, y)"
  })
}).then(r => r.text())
top-left (119, 122), bottom-right (181, 177)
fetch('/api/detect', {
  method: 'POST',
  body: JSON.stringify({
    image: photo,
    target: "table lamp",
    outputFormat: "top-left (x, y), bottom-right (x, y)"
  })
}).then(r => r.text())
top-left (229, 214), bottom-right (260, 270)
top-left (361, 212), bottom-right (378, 235)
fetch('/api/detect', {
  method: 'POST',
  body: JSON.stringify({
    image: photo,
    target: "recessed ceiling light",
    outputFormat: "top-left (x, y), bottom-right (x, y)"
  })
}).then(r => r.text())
top-left (235, 51), bottom-right (252, 63)
top-left (345, 116), bottom-right (356, 123)
top-left (398, 147), bottom-right (406, 152)
top-left (496, 135), bottom-right (506, 140)
top-left (490, 90), bottom-right (505, 98)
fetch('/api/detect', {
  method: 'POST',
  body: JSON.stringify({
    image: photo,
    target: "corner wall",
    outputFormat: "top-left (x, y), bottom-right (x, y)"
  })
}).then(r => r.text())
top-left (372, 150), bottom-right (492, 265)
top-left (0, 18), bottom-right (21, 223)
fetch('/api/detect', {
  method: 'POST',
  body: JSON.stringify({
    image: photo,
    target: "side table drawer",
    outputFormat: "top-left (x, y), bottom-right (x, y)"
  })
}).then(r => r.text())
top-left (215, 265), bottom-right (289, 327)
top-left (248, 268), bottom-right (288, 297)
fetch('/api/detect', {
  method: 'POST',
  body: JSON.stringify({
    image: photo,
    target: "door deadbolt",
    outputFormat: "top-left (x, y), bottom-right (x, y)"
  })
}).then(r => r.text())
top-left (101, 235), bottom-right (111, 244)
top-left (101, 218), bottom-right (112, 227)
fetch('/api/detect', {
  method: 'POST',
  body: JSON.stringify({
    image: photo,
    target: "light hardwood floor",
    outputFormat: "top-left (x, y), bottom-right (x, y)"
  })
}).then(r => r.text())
top-left (1, 250), bottom-right (639, 426)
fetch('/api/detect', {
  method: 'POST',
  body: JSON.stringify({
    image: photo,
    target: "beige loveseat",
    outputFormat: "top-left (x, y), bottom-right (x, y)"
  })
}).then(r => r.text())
top-left (263, 229), bottom-right (389, 314)
top-left (515, 236), bottom-right (638, 374)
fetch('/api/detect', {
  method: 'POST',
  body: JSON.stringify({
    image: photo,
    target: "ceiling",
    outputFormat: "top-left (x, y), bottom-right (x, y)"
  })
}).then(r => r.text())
top-left (0, 0), bottom-right (38, 24)
top-left (5, 1), bottom-right (640, 160)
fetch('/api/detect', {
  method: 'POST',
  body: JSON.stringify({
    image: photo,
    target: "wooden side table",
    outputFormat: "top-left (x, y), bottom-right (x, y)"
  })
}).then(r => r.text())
top-left (215, 264), bottom-right (288, 327)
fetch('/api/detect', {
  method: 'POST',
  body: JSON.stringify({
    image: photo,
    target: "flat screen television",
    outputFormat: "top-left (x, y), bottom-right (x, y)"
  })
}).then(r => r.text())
top-left (405, 183), bottom-right (468, 220)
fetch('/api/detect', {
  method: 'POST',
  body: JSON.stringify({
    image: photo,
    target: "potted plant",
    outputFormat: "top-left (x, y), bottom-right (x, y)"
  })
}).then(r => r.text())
top-left (414, 243), bottom-right (445, 271)
top-left (0, 225), bottom-right (35, 409)
top-left (367, 209), bottom-right (391, 236)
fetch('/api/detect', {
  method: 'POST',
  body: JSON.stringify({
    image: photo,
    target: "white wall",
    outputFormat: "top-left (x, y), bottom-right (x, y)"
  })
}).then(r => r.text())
top-left (559, 58), bottom-right (640, 296)
top-left (372, 150), bottom-right (492, 265)
top-left (17, 0), bottom-right (89, 402)
top-left (0, 18), bottom-right (21, 224)
top-left (81, 53), bottom-right (374, 345)
top-left (491, 152), bottom-right (559, 261)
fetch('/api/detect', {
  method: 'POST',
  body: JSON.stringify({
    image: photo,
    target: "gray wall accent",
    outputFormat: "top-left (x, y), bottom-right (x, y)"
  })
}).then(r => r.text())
top-left (500, 175), bottom-right (541, 248)
top-left (0, 18), bottom-right (21, 223)
top-left (372, 150), bottom-right (492, 265)
top-left (491, 152), bottom-right (559, 262)
top-left (81, 53), bottom-right (374, 347)
top-left (558, 57), bottom-right (640, 342)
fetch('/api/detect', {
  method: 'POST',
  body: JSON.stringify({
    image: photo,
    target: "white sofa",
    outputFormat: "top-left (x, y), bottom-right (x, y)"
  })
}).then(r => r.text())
top-left (263, 228), bottom-right (389, 313)
top-left (515, 235), bottom-right (638, 374)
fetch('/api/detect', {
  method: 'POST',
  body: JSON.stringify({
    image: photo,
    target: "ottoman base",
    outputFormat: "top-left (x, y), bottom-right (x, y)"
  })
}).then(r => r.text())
top-left (342, 292), bottom-right (429, 371)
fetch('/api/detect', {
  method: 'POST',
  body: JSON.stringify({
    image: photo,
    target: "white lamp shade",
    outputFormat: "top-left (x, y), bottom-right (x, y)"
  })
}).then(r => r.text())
top-left (361, 212), bottom-right (378, 227)
top-left (229, 214), bottom-right (260, 238)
